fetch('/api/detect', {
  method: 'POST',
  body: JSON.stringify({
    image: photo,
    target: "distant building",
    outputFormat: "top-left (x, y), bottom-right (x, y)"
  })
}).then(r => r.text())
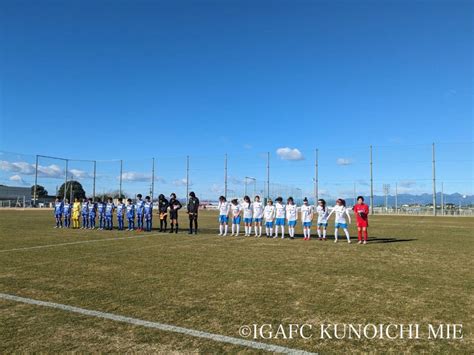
top-left (0, 185), bottom-right (32, 207)
top-left (0, 185), bottom-right (32, 201)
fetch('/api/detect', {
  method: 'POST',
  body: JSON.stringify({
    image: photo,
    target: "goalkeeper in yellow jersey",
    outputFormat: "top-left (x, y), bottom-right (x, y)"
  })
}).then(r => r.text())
top-left (72, 197), bottom-right (81, 229)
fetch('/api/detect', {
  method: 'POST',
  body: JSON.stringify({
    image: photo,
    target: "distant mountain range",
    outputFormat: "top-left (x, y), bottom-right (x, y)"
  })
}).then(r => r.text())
top-left (333, 193), bottom-right (473, 206)
top-left (198, 193), bottom-right (473, 206)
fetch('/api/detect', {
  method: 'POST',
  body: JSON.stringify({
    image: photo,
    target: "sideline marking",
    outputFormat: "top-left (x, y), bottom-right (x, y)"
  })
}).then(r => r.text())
top-left (0, 233), bottom-right (161, 253)
top-left (0, 293), bottom-right (315, 354)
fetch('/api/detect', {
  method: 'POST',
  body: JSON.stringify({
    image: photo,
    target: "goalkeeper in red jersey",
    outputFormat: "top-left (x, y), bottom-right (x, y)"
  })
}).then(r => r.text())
top-left (353, 196), bottom-right (369, 244)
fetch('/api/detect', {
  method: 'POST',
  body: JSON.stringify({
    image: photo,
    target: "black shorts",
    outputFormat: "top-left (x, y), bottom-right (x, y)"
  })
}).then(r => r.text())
top-left (188, 213), bottom-right (198, 221)
top-left (170, 211), bottom-right (178, 220)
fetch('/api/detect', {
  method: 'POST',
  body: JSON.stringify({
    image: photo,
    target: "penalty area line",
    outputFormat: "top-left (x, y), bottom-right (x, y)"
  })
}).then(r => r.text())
top-left (0, 293), bottom-right (315, 354)
top-left (0, 233), bottom-right (161, 253)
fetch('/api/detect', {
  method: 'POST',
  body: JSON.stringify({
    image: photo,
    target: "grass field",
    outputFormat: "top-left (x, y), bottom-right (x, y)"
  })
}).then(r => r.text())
top-left (0, 209), bottom-right (472, 353)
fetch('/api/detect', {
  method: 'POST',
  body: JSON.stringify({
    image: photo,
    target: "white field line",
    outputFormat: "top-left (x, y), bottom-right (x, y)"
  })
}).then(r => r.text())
top-left (0, 233), bottom-right (162, 253)
top-left (0, 293), bottom-right (315, 354)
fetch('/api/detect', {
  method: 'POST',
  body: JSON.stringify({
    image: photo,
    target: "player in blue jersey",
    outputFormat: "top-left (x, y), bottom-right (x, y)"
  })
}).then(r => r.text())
top-left (116, 198), bottom-right (125, 230)
top-left (81, 198), bottom-right (89, 229)
top-left (63, 198), bottom-right (71, 228)
top-left (126, 198), bottom-right (135, 231)
top-left (105, 197), bottom-right (115, 230)
top-left (97, 198), bottom-right (106, 230)
top-left (144, 196), bottom-right (153, 232)
top-left (87, 198), bottom-right (97, 229)
top-left (135, 194), bottom-right (145, 231)
top-left (54, 197), bottom-right (64, 228)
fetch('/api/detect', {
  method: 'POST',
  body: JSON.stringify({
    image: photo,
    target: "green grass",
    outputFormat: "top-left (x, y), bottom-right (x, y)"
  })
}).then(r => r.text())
top-left (0, 210), bottom-right (473, 353)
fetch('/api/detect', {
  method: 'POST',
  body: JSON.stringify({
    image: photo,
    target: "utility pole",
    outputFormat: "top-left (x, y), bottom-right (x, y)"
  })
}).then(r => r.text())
top-left (93, 161), bottom-right (96, 200)
top-left (370, 145), bottom-right (374, 215)
top-left (314, 149), bottom-right (319, 203)
top-left (64, 159), bottom-right (68, 200)
top-left (266, 152), bottom-right (270, 200)
top-left (33, 155), bottom-right (39, 207)
top-left (151, 157), bottom-right (155, 201)
top-left (119, 160), bottom-right (123, 198)
top-left (186, 155), bottom-right (190, 205)
top-left (432, 142), bottom-right (437, 216)
top-left (224, 154), bottom-right (228, 198)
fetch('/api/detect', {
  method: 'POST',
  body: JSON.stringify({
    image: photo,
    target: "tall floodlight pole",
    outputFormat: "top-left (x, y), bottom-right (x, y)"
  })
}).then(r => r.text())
top-left (432, 142), bottom-right (437, 216)
top-left (93, 160), bottom-right (97, 200)
top-left (151, 157), bottom-right (155, 201)
top-left (186, 155), bottom-right (190, 205)
top-left (34, 155), bottom-right (39, 206)
top-left (224, 154), bottom-right (228, 198)
top-left (266, 152), bottom-right (270, 200)
top-left (119, 160), bottom-right (123, 198)
top-left (370, 145), bottom-right (374, 215)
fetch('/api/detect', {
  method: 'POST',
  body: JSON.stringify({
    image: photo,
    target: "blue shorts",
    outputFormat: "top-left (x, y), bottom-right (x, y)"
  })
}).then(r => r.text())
top-left (265, 221), bottom-right (274, 228)
top-left (233, 216), bottom-right (241, 224)
top-left (288, 220), bottom-right (297, 227)
top-left (254, 218), bottom-right (262, 223)
top-left (303, 222), bottom-right (312, 227)
top-left (318, 222), bottom-right (328, 227)
top-left (275, 218), bottom-right (285, 226)
top-left (55, 213), bottom-right (62, 218)
top-left (335, 223), bottom-right (348, 229)
top-left (219, 215), bottom-right (228, 223)
top-left (244, 218), bottom-right (253, 224)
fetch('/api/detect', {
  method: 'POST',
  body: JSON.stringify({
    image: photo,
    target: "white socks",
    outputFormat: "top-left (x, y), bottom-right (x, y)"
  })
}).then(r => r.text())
top-left (323, 229), bottom-right (327, 239)
top-left (317, 229), bottom-right (321, 238)
top-left (288, 227), bottom-right (294, 238)
top-left (275, 226), bottom-right (284, 238)
top-left (245, 225), bottom-right (252, 236)
top-left (334, 229), bottom-right (338, 242)
top-left (344, 228), bottom-right (350, 242)
top-left (255, 226), bottom-right (262, 237)
top-left (220, 224), bottom-right (228, 236)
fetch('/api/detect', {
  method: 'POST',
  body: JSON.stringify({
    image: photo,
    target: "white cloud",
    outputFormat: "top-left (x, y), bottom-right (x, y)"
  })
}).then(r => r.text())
top-left (336, 158), bottom-right (352, 166)
top-left (0, 160), bottom-right (64, 178)
top-left (276, 147), bottom-right (304, 161)
top-left (243, 144), bottom-right (252, 150)
top-left (9, 174), bottom-right (27, 185)
top-left (69, 169), bottom-right (93, 179)
top-left (398, 180), bottom-right (416, 188)
top-left (121, 172), bottom-right (150, 182)
top-left (229, 176), bottom-right (245, 185)
top-left (173, 178), bottom-right (192, 186)
top-left (210, 183), bottom-right (224, 194)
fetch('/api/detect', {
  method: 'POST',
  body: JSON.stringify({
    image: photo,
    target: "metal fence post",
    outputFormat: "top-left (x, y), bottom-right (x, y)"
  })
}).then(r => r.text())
top-left (119, 160), bottom-right (123, 198)
top-left (186, 155), bottom-right (190, 205)
top-left (93, 160), bottom-right (97, 200)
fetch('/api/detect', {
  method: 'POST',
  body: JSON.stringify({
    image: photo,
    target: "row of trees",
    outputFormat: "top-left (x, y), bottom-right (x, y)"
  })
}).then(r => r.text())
top-left (31, 181), bottom-right (124, 200)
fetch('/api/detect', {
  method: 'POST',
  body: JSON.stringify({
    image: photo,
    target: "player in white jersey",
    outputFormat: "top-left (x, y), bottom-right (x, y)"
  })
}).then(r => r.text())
top-left (230, 199), bottom-right (242, 236)
top-left (327, 198), bottom-right (352, 243)
top-left (274, 197), bottom-right (286, 238)
top-left (218, 196), bottom-right (230, 236)
top-left (242, 196), bottom-right (253, 236)
top-left (300, 197), bottom-right (314, 240)
top-left (285, 197), bottom-right (298, 239)
top-left (263, 199), bottom-right (276, 237)
top-left (316, 199), bottom-right (330, 241)
top-left (252, 195), bottom-right (264, 237)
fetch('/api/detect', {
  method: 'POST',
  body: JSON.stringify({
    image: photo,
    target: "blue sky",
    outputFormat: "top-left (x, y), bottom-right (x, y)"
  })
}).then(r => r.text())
top-left (0, 0), bottom-right (472, 200)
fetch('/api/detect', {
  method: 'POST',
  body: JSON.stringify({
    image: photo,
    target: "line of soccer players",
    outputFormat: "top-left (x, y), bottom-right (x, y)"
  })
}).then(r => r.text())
top-left (217, 195), bottom-right (370, 244)
top-left (53, 191), bottom-right (202, 234)
top-left (54, 194), bottom-right (154, 231)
